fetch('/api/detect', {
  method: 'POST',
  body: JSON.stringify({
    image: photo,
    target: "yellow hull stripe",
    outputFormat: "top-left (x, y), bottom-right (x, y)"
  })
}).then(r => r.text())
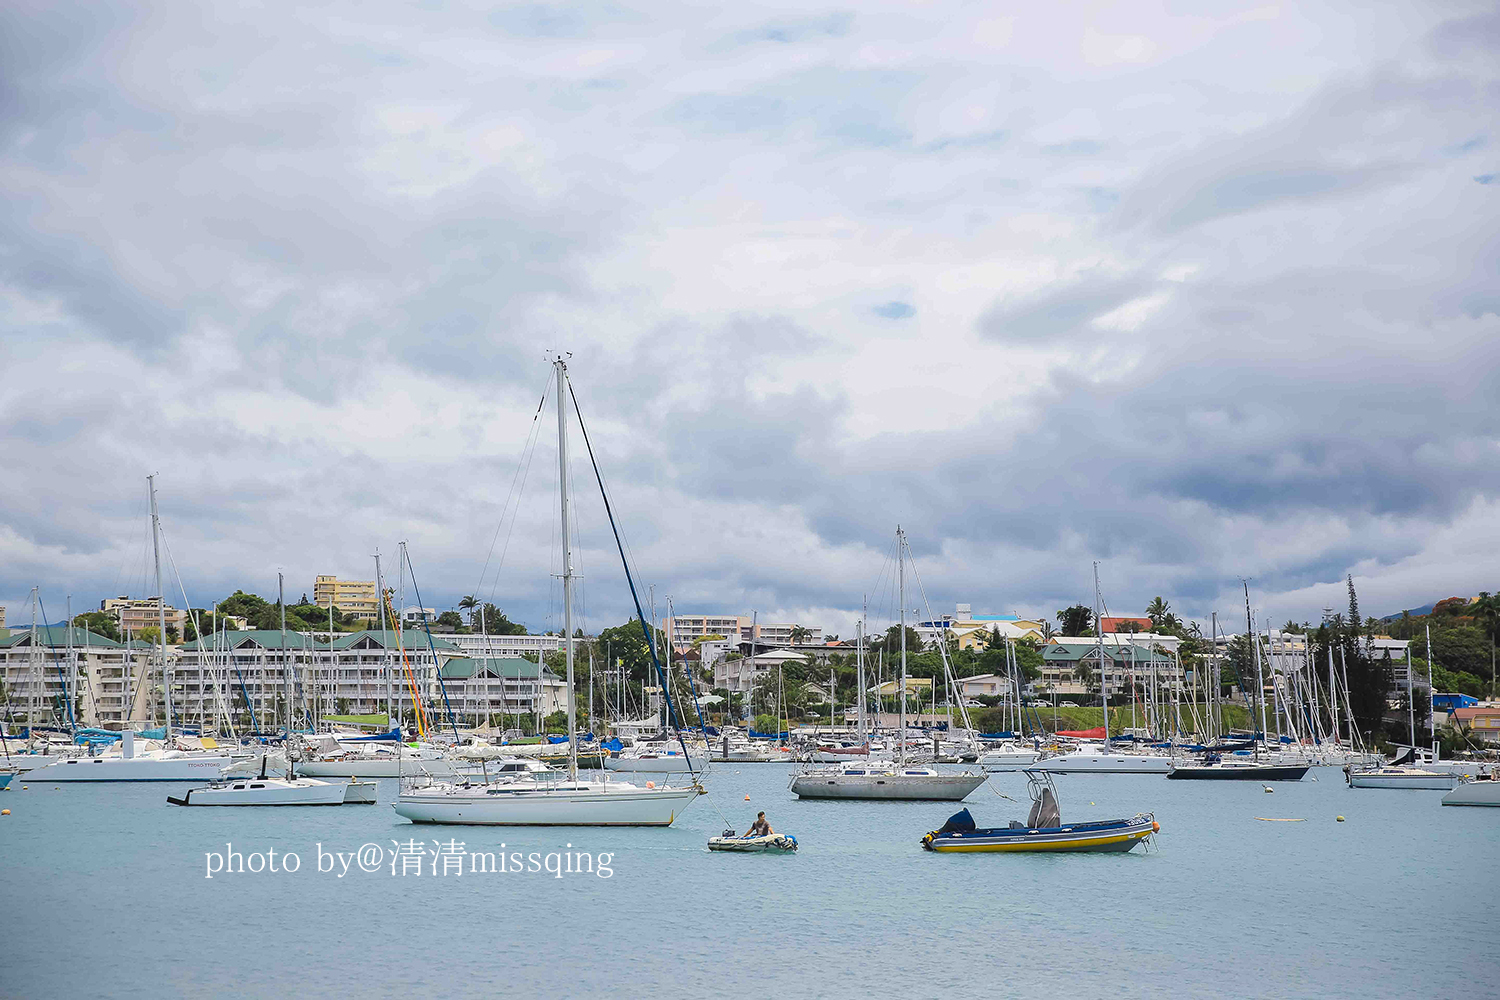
top-left (929, 830), bottom-right (1147, 852)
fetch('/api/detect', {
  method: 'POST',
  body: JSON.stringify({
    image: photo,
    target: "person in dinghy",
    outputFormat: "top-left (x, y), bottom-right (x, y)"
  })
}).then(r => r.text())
top-left (708, 812), bottom-right (797, 853)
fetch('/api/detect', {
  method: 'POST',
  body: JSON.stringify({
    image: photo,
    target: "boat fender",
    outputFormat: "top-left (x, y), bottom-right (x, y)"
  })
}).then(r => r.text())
top-left (646, 781), bottom-right (655, 789)
top-left (1151, 821), bottom-right (1159, 833)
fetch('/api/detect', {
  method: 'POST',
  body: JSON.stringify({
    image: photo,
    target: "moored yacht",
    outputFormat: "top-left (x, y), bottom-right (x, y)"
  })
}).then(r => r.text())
top-left (390, 358), bottom-right (703, 827)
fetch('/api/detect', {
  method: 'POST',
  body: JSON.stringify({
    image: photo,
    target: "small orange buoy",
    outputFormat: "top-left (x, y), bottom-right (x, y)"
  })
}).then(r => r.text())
top-left (1, 809), bottom-right (9, 815)
top-left (645, 781), bottom-right (655, 789)
top-left (1152, 821), bottom-right (1160, 833)
top-left (744, 794), bottom-right (751, 800)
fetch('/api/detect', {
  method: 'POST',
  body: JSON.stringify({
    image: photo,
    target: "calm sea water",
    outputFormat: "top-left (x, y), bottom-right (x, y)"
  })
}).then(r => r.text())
top-left (2, 765), bottom-right (1496, 999)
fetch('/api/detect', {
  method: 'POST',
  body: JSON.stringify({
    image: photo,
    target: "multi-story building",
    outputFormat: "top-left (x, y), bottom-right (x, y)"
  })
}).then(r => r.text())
top-left (1036, 636), bottom-right (1183, 699)
top-left (101, 596), bottom-right (190, 639)
top-left (915, 604), bottom-right (1047, 649)
top-left (0, 624), bottom-right (155, 727)
top-left (663, 614), bottom-right (822, 651)
top-left (714, 649), bottom-right (809, 695)
top-left (313, 576), bottom-right (380, 620)
top-left (438, 657), bottom-right (569, 723)
top-left (0, 604), bottom-right (6, 631)
top-left (445, 632), bottom-right (567, 660)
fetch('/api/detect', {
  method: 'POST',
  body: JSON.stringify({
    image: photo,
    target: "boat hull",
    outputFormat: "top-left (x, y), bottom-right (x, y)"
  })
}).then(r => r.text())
top-left (1168, 764), bottom-right (1310, 780)
top-left (167, 778), bottom-right (349, 806)
top-left (979, 751), bottom-right (1043, 772)
top-left (1442, 778), bottom-right (1500, 806)
top-left (298, 757), bottom-right (458, 778)
top-left (1348, 771), bottom-right (1457, 790)
top-left (28, 755), bottom-right (233, 782)
top-left (923, 815), bottom-right (1157, 853)
top-left (392, 782), bottom-right (701, 825)
top-left (1032, 753), bottom-right (1172, 774)
top-left (789, 772), bottom-right (986, 801)
top-left (602, 754), bottom-right (705, 773)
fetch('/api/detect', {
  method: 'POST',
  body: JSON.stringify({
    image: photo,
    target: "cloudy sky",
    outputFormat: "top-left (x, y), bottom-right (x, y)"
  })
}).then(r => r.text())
top-left (2, 1), bottom-right (1497, 636)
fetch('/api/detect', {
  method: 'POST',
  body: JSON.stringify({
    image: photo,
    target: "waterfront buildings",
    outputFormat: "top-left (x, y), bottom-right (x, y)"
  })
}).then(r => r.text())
top-left (0, 625), bottom-right (153, 726)
top-left (713, 648), bottom-right (808, 695)
top-left (1036, 635), bottom-right (1184, 700)
top-left (915, 604), bottom-right (1046, 649)
top-left (312, 576), bottom-right (379, 620)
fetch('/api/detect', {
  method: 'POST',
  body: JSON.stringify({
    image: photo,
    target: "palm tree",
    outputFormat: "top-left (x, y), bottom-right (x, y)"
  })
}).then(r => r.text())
top-left (1039, 621), bottom-right (1057, 642)
top-left (458, 595), bottom-right (478, 625)
top-left (1146, 596), bottom-right (1171, 629)
top-left (789, 625), bottom-right (812, 645)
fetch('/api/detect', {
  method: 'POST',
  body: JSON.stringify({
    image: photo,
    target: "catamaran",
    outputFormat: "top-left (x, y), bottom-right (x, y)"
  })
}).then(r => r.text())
top-left (392, 357), bottom-right (703, 826)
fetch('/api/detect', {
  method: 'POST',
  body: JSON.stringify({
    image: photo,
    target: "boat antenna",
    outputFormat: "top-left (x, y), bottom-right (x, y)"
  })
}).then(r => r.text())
top-left (565, 373), bottom-right (697, 778)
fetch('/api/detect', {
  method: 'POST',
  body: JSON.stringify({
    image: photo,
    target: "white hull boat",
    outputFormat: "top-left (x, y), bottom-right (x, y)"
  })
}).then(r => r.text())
top-left (1442, 775), bottom-right (1500, 806)
top-left (789, 765), bottom-right (986, 801)
top-left (298, 755), bottom-right (459, 778)
top-left (28, 753), bottom-right (233, 782)
top-left (602, 751), bottom-right (705, 773)
top-left (393, 776), bottom-right (702, 826)
top-left (979, 747), bottom-right (1043, 772)
top-left (168, 776), bottom-right (374, 806)
top-left (1, 754), bottom-right (61, 772)
top-left (1347, 767), bottom-right (1457, 790)
top-left (1031, 745), bottom-right (1172, 774)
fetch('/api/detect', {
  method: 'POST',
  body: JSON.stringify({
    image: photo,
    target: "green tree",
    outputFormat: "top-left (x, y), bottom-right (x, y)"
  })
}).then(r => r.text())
top-left (1056, 605), bottom-right (1093, 637)
top-left (476, 603), bottom-right (527, 635)
top-left (458, 595), bottom-right (478, 623)
top-left (70, 611), bottom-right (120, 642)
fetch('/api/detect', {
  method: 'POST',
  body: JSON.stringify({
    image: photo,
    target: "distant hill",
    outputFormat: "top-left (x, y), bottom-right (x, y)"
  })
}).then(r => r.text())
top-left (1376, 596), bottom-right (1490, 622)
top-left (1378, 602), bottom-right (1438, 622)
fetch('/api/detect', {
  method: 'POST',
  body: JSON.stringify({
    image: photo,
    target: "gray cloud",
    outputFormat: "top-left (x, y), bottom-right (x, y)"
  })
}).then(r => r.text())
top-left (1, 1), bottom-right (1497, 637)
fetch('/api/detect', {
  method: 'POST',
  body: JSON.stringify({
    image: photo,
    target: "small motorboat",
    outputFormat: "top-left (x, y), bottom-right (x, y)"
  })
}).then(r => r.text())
top-left (920, 771), bottom-right (1157, 853)
top-left (708, 830), bottom-right (798, 853)
top-left (1442, 771), bottom-right (1500, 807)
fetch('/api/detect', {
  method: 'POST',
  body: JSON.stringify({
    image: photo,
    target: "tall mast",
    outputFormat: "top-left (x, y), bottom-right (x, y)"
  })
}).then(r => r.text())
top-left (1407, 634), bottom-right (1416, 751)
top-left (149, 475), bottom-right (171, 741)
top-left (1095, 562), bottom-right (1109, 745)
top-left (279, 571), bottom-right (288, 733)
top-left (1426, 623), bottom-right (1436, 760)
top-left (375, 551), bottom-right (393, 733)
top-left (556, 357), bottom-right (578, 781)
top-left (856, 597), bottom-right (866, 742)
top-left (898, 526), bottom-right (907, 767)
top-left (1244, 580), bottom-right (1263, 756)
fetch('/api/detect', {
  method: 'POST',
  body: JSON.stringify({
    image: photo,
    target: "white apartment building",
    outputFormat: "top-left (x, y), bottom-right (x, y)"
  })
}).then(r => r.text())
top-left (0, 625), bottom-right (154, 727)
top-left (713, 649), bottom-right (808, 695)
top-left (313, 576), bottom-right (380, 620)
top-left (663, 614), bottom-right (822, 650)
top-left (445, 632), bottom-right (567, 660)
top-left (438, 657), bottom-right (569, 724)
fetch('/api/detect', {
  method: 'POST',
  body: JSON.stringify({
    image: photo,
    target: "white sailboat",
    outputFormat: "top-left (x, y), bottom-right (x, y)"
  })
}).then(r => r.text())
top-left (393, 357), bottom-right (703, 827)
top-left (790, 527), bottom-right (986, 802)
top-left (1034, 565), bottom-right (1174, 775)
top-left (29, 478), bottom-right (232, 783)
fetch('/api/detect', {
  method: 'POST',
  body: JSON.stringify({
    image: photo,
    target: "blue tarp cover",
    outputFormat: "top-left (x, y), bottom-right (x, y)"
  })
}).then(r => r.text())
top-left (344, 728), bottom-right (402, 742)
